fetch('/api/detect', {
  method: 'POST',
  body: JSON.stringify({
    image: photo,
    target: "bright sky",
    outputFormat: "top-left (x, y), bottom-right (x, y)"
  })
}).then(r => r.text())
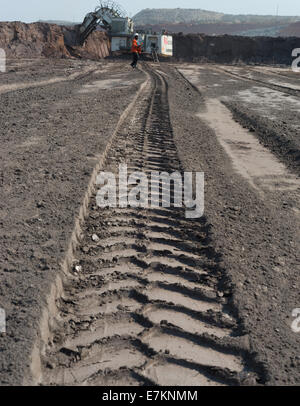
top-left (0, 0), bottom-right (299, 23)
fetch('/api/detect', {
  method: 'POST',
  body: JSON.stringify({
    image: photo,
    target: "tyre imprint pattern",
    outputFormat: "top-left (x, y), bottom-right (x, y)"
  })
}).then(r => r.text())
top-left (42, 64), bottom-right (259, 386)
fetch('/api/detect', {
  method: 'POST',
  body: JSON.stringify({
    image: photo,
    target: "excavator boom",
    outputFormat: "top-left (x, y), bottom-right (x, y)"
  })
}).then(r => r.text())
top-left (78, 2), bottom-right (131, 44)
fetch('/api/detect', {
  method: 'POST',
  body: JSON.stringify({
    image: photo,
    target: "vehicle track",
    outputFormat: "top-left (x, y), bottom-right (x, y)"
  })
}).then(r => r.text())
top-left (213, 66), bottom-right (300, 97)
top-left (41, 64), bottom-right (259, 386)
top-left (0, 65), bottom-right (98, 95)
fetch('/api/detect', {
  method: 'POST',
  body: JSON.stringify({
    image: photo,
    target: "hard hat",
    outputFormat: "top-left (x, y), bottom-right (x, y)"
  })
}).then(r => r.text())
top-left (134, 33), bottom-right (139, 37)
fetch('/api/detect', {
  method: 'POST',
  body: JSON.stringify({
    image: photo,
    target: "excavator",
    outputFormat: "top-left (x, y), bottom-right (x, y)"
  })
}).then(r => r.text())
top-left (78, 1), bottom-right (133, 46)
top-left (78, 1), bottom-right (173, 59)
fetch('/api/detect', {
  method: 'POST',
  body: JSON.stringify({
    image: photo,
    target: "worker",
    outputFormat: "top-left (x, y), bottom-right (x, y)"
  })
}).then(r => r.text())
top-left (130, 33), bottom-right (142, 69)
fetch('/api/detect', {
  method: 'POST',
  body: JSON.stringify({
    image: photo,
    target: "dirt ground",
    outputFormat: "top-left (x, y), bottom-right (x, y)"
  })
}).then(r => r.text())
top-left (0, 58), bottom-right (299, 386)
top-left (0, 58), bottom-right (145, 385)
top-left (165, 64), bottom-right (300, 385)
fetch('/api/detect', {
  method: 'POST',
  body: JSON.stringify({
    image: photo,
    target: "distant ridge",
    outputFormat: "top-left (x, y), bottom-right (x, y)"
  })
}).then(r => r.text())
top-left (133, 8), bottom-right (300, 25)
top-left (133, 8), bottom-right (300, 37)
top-left (133, 8), bottom-right (224, 25)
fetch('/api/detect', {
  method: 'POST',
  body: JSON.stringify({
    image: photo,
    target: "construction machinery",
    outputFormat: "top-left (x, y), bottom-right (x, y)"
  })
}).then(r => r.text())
top-left (79, 1), bottom-right (133, 45)
top-left (78, 1), bottom-right (173, 58)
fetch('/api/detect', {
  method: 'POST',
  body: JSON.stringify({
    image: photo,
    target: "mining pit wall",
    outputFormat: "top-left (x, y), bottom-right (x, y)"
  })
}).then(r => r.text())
top-left (173, 33), bottom-right (299, 64)
top-left (0, 22), bottom-right (110, 59)
top-left (0, 21), bottom-right (298, 65)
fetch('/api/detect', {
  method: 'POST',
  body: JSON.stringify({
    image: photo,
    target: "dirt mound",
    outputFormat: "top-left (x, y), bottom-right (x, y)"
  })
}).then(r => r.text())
top-left (173, 33), bottom-right (299, 64)
top-left (64, 28), bottom-right (110, 60)
top-left (0, 22), bottom-right (110, 59)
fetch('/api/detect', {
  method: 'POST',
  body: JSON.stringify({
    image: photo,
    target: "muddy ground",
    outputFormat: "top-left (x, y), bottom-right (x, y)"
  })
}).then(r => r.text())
top-left (165, 64), bottom-right (300, 385)
top-left (0, 58), bottom-right (299, 386)
top-left (0, 59), bottom-right (145, 385)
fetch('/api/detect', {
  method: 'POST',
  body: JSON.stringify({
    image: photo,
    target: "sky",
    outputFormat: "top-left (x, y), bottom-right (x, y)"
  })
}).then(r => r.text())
top-left (0, 0), bottom-right (300, 23)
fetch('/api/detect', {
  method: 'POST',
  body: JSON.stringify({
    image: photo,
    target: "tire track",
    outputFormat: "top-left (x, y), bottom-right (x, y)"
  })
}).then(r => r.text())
top-left (0, 65), bottom-right (98, 95)
top-left (41, 64), bottom-right (259, 386)
top-left (213, 65), bottom-right (300, 97)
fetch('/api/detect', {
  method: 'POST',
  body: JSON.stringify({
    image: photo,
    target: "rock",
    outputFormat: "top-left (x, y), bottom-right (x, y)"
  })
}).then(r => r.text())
top-left (92, 234), bottom-right (100, 242)
top-left (276, 257), bottom-right (286, 266)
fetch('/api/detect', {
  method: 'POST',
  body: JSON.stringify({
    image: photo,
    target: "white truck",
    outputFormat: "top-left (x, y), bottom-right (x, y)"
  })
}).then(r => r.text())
top-left (143, 34), bottom-right (173, 57)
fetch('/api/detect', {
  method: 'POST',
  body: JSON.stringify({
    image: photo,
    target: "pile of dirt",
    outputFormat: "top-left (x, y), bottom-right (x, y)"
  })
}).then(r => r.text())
top-left (0, 22), bottom-right (110, 59)
top-left (173, 33), bottom-right (299, 64)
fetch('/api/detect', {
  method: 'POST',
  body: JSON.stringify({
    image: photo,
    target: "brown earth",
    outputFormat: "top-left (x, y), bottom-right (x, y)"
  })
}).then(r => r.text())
top-left (165, 64), bottom-right (300, 385)
top-left (0, 22), bottom-right (110, 60)
top-left (0, 59), bottom-right (299, 385)
top-left (0, 59), bottom-right (145, 385)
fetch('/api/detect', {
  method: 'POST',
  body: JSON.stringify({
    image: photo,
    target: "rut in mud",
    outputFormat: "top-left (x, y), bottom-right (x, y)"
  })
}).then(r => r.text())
top-left (41, 65), bottom-right (260, 386)
top-left (212, 66), bottom-right (300, 98)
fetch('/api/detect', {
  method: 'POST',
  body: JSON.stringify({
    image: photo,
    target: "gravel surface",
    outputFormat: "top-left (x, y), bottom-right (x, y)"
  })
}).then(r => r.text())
top-left (0, 60), bottom-right (299, 386)
top-left (0, 59), bottom-right (146, 385)
top-left (165, 63), bottom-right (300, 385)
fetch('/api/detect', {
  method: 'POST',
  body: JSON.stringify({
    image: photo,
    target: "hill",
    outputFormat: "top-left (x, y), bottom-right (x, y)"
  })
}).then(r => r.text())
top-left (133, 8), bottom-right (300, 26)
top-left (280, 21), bottom-right (300, 36)
top-left (133, 8), bottom-right (224, 25)
top-left (133, 8), bottom-right (300, 37)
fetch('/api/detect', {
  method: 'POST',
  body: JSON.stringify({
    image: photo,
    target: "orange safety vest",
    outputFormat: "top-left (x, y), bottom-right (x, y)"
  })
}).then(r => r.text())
top-left (131, 39), bottom-right (141, 54)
